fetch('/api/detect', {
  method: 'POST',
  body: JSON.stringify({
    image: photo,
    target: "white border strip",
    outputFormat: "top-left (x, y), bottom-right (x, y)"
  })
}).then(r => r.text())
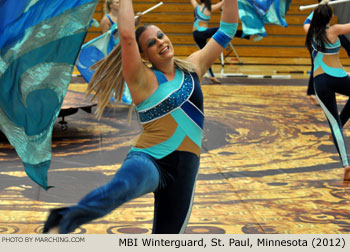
top-left (219, 73), bottom-right (291, 79)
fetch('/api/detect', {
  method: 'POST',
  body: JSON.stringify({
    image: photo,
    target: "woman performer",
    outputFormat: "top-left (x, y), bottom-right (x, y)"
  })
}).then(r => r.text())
top-left (303, 0), bottom-right (321, 106)
top-left (304, 0), bottom-right (350, 106)
top-left (190, 0), bottom-right (249, 84)
top-left (99, 0), bottom-right (141, 104)
top-left (190, 0), bottom-right (224, 83)
top-left (305, 0), bottom-right (350, 181)
top-left (100, 0), bottom-right (119, 34)
top-left (43, 0), bottom-right (239, 233)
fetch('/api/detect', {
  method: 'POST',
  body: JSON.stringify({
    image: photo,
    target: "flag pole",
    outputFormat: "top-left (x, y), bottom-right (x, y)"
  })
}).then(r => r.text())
top-left (300, 0), bottom-right (350, 11)
top-left (135, 2), bottom-right (163, 19)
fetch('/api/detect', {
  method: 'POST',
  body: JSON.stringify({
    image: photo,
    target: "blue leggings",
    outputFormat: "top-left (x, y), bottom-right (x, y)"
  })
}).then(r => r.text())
top-left (307, 55), bottom-right (315, 96)
top-left (43, 151), bottom-right (199, 234)
top-left (314, 74), bottom-right (350, 167)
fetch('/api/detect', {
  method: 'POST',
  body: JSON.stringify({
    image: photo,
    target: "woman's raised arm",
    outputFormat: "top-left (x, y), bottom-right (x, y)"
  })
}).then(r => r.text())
top-left (187, 0), bottom-right (238, 79)
top-left (118, 0), bottom-right (148, 93)
top-left (211, 0), bottom-right (224, 12)
top-left (190, 0), bottom-right (199, 8)
top-left (330, 23), bottom-right (350, 37)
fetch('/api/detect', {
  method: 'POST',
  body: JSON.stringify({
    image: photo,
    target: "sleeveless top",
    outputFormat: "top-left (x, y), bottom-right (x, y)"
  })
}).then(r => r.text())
top-left (106, 14), bottom-right (119, 53)
top-left (106, 14), bottom-right (115, 25)
top-left (129, 67), bottom-right (204, 159)
top-left (193, 6), bottom-right (210, 32)
top-left (312, 37), bottom-right (347, 77)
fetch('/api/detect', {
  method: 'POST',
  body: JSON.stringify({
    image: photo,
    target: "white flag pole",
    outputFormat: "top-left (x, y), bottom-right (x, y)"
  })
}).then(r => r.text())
top-left (135, 2), bottom-right (164, 19)
top-left (300, 0), bottom-right (350, 11)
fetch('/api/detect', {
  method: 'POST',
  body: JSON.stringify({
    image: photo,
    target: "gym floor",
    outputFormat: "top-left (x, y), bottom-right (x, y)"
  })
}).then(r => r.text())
top-left (1, 65), bottom-right (350, 234)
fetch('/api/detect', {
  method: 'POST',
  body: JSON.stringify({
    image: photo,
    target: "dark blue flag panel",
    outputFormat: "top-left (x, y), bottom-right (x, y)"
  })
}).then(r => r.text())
top-left (0, 0), bottom-right (98, 189)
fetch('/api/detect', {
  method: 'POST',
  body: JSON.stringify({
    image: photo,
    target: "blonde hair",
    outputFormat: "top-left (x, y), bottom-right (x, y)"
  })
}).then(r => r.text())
top-left (87, 26), bottom-right (196, 119)
top-left (104, 0), bottom-right (113, 14)
top-left (87, 43), bottom-right (124, 119)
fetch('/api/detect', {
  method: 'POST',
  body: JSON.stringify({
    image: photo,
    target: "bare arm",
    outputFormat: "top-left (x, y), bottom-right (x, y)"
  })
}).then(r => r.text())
top-left (330, 23), bottom-right (350, 37)
top-left (187, 0), bottom-right (238, 79)
top-left (211, 0), bottom-right (224, 12)
top-left (190, 0), bottom-right (198, 8)
top-left (303, 12), bottom-right (313, 34)
top-left (100, 16), bottom-right (112, 33)
top-left (118, 0), bottom-right (150, 104)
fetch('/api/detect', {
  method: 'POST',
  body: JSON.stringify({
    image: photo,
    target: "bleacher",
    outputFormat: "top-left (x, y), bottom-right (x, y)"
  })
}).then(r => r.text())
top-left (86, 0), bottom-right (349, 67)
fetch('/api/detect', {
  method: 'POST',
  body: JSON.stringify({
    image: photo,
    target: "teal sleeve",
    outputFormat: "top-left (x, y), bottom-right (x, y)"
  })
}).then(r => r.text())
top-left (212, 22), bottom-right (238, 48)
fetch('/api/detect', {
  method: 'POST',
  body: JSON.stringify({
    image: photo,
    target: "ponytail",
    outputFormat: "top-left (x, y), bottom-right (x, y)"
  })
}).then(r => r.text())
top-left (305, 4), bottom-right (333, 53)
top-left (86, 43), bottom-right (124, 119)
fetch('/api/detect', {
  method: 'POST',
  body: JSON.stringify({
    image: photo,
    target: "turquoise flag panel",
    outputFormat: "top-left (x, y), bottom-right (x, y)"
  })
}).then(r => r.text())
top-left (0, 0), bottom-right (98, 190)
top-left (238, 0), bottom-right (291, 39)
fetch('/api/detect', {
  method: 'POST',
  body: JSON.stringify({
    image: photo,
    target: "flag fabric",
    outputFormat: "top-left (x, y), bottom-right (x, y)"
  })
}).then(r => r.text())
top-left (0, 0), bottom-right (98, 190)
top-left (76, 23), bottom-right (119, 83)
top-left (75, 25), bottom-right (132, 104)
top-left (238, 0), bottom-right (291, 39)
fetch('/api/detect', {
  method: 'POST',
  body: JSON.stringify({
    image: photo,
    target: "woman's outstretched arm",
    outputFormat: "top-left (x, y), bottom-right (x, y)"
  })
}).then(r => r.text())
top-left (187, 0), bottom-right (238, 79)
top-left (212, 0), bottom-right (224, 12)
top-left (118, 0), bottom-right (153, 104)
top-left (190, 0), bottom-right (198, 8)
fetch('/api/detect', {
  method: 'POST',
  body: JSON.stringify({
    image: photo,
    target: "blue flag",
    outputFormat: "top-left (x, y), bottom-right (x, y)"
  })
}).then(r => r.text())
top-left (76, 25), bottom-right (132, 104)
top-left (76, 23), bottom-right (119, 83)
top-left (0, 0), bottom-right (98, 189)
top-left (238, 0), bottom-right (291, 39)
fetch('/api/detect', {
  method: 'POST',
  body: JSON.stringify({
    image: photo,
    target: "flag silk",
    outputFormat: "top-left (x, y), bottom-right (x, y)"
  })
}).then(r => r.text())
top-left (0, 0), bottom-right (98, 190)
top-left (76, 24), bottom-right (132, 104)
top-left (76, 23), bottom-right (119, 83)
top-left (238, 0), bottom-right (291, 39)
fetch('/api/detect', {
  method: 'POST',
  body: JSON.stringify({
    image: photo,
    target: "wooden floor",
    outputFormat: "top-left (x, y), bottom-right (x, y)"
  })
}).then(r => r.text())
top-left (1, 64), bottom-right (350, 234)
top-left (211, 57), bottom-right (350, 79)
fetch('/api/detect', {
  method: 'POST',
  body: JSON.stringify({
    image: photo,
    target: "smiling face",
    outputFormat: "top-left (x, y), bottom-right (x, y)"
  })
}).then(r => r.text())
top-left (109, 0), bottom-right (119, 11)
top-left (137, 25), bottom-right (174, 67)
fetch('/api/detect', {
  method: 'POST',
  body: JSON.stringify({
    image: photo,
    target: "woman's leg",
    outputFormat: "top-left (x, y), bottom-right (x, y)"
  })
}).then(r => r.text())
top-left (192, 29), bottom-right (220, 81)
top-left (151, 151), bottom-right (199, 234)
top-left (234, 29), bottom-right (250, 40)
top-left (306, 52), bottom-right (319, 105)
top-left (43, 152), bottom-right (160, 233)
top-left (204, 28), bottom-right (220, 81)
top-left (314, 74), bottom-right (350, 167)
top-left (340, 99), bottom-right (350, 127)
top-left (335, 76), bottom-right (350, 128)
top-left (307, 56), bottom-right (315, 96)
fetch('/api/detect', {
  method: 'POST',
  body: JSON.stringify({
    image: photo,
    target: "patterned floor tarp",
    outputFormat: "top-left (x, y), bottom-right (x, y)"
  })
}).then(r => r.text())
top-left (0, 79), bottom-right (350, 234)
